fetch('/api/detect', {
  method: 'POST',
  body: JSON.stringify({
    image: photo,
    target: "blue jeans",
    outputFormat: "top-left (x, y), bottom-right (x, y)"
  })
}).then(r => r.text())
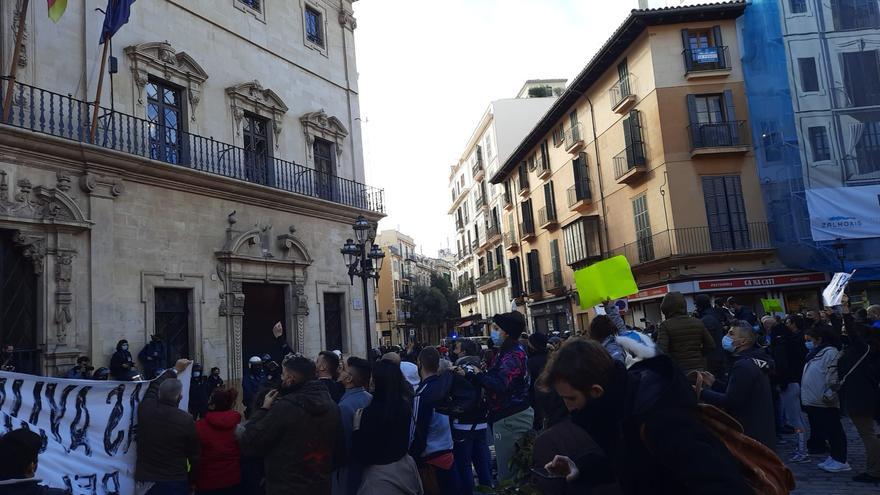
top-left (145, 480), bottom-right (189, 495)
top-left (453, 427), bottom-right (493, 493)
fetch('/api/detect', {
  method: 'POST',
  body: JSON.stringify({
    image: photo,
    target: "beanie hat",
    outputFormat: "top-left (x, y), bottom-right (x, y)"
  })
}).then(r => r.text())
top-left (528, 332), bottom-right (549, 350)
top-left (493, 311), bottom-right (526, 340)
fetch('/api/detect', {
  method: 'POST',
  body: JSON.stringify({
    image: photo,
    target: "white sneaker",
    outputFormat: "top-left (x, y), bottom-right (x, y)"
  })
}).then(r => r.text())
top-left (820, 460), bottom-right (852, 473)
top-left (817, 456), bottom-right (833, 469)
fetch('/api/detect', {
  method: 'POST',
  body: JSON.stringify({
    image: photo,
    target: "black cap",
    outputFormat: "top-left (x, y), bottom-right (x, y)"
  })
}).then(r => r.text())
top-left (528, 332), bottom-right (548, 350)
top-left (493, 311), bottom-right (526, 340)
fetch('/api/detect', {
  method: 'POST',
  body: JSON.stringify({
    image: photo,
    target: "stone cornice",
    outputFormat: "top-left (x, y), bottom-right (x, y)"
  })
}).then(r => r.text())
top-left (0, 126), bottom-right (383, 224)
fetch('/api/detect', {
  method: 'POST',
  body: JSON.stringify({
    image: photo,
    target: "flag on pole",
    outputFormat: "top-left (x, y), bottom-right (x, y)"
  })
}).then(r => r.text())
top-left (99, 0), bottom-right (136, 43)
top-left (47, 0), bottom-right (67, 22)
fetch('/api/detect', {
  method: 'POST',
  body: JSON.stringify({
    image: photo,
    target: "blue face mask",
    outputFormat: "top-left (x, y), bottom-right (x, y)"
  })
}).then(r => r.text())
top-left (805, 340), bottom-right (815, 351)
top-left (721, 335), bottom-right (735, 353)
top-left (490, 329), bottom-right (503, 346)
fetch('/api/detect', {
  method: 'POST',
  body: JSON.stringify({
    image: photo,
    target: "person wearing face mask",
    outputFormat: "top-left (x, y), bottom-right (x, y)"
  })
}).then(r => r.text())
top-left (110, 339), bottom-right (135, 381)
top-left (468, 311), bottom-right (532, 483)
top-left (695, 321), bottom-right (776, 449)
top-left (240, 354), bottom-right (344, 494)
top-left (332, 356), bottom-right (373, 495)
top-left (0, 428), bottom-right (66, 494)
top-left (135, 359), bottom-right (199, 495)
top-left (541, 339), bottom-right (748, 495)
top-left (242, 356), bottom-right (264, 418)
top-left (139, 334), bottom-right (167, 380)
top-left (800, 323), bottom-right (850, 472)
top-left (189, 363), bottom-right (210, 420)
top-left (207, 367), bottom-right (224, 396)
top-left (771, 315), bottom-right (809, 463)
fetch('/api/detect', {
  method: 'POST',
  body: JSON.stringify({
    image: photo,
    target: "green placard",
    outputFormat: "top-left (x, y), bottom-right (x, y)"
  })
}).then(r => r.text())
top-left (574, 256), bottom-right (639, 309)
top-left (761, 298), bottom-right (784, 313)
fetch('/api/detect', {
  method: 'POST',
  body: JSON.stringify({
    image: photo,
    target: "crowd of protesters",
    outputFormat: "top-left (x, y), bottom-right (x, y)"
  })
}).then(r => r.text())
top-left (2, 295), bottom-right (880, 494)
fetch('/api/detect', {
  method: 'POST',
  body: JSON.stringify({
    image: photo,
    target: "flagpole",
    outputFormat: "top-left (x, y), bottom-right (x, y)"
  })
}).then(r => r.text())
top-left (89, 34), bottom-right (111, 143)
top-left (3, 0), bottom-right (30, 123)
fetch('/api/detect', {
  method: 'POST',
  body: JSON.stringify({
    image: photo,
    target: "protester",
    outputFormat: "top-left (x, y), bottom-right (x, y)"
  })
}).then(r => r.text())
top-left (470, 311), bottom-right (532, 482)
top-left (139, 334), bottom-right (167, 380)
top-left (189, 363), bottom-right (210, 420)
top-left (382, 351), bottom-right (402, 365)
top-left (656, 292), bottom-right (716, 374)
top-left (727, 297), bottom-right (757, 326)
top-left (0, 344), bottom-right (16, 371)
top-left (318, 350), bottom-right (345, 403)
top-left (801, 323), bottom-right (850, 472)
top-left (352, 360), bottom-right (423, 495)
top-left (411, 347), bottom-right (458, 494)
top-left (240, 354), bottom-right (343, 494)
top-left (542, 340), bottom-right (750, 494)
top-left (136, 359), bottom-right (199, 495)
top-left (333, 356), bottom-right (374, 495)
top-left (771, 314), bottom-right (809, 462)
top-left (193, 387), bottom-right (242, 495)
top-left (92, 366), bottom-right (110, 380)
top-left (0, 428), bottom-right (66, 494)
top-left (867, 305), bottom-right (880, 326)
top-left (696, 321), bottom-right (776, 449)
top-left (206, 367), bottom-right (224, 395)
top-left (400, 361), bottom-right (421, 392)
top-left (526, 332), bottom-right (551, 430)
top-left (110, 339), bottom-right (135, 381)
top-left (64, 355), bottom-right (94, 379)
top-left (836, 322), bottom-right (880, 483)
top-left (694, 294), bottom-right (726, 376)
top-left (588, 315), bottom-right (626, 364)
top-left (451, 338), bottom-right (492, 493)
top-left (242, 356), bottom-right (264, 417)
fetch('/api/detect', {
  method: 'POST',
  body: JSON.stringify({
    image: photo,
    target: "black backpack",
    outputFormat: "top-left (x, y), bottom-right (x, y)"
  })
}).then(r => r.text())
top-left (435, 371), bottom-right (485, 421)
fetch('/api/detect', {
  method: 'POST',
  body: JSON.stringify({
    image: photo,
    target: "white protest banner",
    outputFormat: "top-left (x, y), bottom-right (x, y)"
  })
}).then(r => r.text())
top-left (0, 367), bottom-right (191, 495)
top-left (822, 272), bottom-right (854, 307)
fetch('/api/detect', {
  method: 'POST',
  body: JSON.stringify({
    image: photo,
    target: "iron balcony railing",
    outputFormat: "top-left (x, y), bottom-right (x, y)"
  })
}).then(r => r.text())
top-left (0, 80), bottom-right (384, 213)
top-left (844, 156), bottom-right (880, 182)
top-left (606, 222), bottom-right (772, 266)
top-left (613, 144), bottom-right (646, 179)
top-left (475, 193), bottom-right (486, 208)
top-left (543, 270), bottom-right (564, 291)
top-left (456, 218), bottom-right (464, 231)
top-left (518, 168), bottom-right (530, 190)
top-left (563, 122), bottom-right (583, 150)
top-left (520, 220), bottom-right (536, 238)
top-left (527, 276), bottom-right (543, 295)
top-left (470, 239), bottom-right (479, 251)
top-left (476, 266), bottom-right (504, 288)
top-left (486, 224), bottom-right (501, 240)
top-left (396, 286), bottom-right (413, 300)
top-left (609, 74), bottom-right (636, 109)
top-left (503, 191), bottom-right (512, 208)
top-left (504, 231), bottom-right (519, 248)
top-left (567, 178), bottom-right (592, 206)
top-left (457, 280), bottom-right (476, 299)
top-left (682, 46), bottom-right (730, 73)
top-left (456, 248), bottom-right (472, 261)
top-left (538, 206), bottom-right (557, 226)
top-left (688, 121), bottom-right (748, 149)
top-left (832, 86), bottom-right (880, 110)
top-left (472, 160), bottom-right (483, 178)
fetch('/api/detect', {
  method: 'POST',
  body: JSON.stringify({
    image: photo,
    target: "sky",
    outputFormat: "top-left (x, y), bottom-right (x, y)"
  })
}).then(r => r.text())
top-left (353, 0), bottom-right (683, 257)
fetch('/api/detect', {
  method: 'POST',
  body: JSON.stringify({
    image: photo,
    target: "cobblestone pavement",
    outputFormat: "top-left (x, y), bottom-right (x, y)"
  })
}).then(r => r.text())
top-left (780, 414), bottom-right (880, 494)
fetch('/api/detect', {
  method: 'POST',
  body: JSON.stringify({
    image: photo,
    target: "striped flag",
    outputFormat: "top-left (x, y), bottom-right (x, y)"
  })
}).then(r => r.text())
top-left (47, 0), bottom-right (67, 22)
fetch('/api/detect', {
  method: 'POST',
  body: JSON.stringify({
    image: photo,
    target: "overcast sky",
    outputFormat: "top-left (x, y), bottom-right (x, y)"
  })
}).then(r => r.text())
top-left (353, 0), bottom-right (684, 257)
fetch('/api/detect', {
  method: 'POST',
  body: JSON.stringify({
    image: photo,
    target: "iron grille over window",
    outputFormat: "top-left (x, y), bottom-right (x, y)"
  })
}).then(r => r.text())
top-left (305, 6), bottom-right (324, 47)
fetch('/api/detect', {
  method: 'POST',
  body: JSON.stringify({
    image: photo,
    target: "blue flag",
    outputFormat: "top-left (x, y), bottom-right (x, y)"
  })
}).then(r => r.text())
top-left (99, 0), bottom-right (136, 43)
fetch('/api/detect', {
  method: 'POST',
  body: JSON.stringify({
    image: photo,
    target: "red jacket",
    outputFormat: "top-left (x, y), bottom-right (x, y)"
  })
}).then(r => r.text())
top-left (194, 410), bottom-right (242, 490)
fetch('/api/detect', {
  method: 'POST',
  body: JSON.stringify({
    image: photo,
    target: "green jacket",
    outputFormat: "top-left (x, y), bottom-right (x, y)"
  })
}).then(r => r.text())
top-left (657, 292), bottom-right (717, 373)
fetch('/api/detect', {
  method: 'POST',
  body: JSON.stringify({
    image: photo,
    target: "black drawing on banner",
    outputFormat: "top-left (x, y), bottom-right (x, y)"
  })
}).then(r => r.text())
top-left (102, 471), bottom-right (121, 495)
top-left (47, 383), bottom-right (76, 446)
top-left (11, 378), bottom-right (23, 417)
top-left (104, 384), bottom-right (125, 456)
top-left (0, 376), bottom-right (6, 408)
top-left (125, 382), bottom-right (143, 454)
top-left (63, 473), bottom-right (97, 495)
top-left (29, 380), bottom-right (44, 424)
top-left (69, 386), bottom-right (92, 456)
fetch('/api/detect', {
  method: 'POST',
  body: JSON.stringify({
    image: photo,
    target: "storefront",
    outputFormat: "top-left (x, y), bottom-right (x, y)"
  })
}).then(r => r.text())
top-left (528, 296), bottom-right (573, 335)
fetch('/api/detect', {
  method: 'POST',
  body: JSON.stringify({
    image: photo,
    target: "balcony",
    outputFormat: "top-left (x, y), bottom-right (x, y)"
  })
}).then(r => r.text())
top-left (606, 222), bottom-right (773, 268)
top-left (472, 160), bottom-right (484, 181)
top-left (476, 266), bottom-right (505, 291)
top-left (613, 145), bottom-right (647, 184)
top-left (520, 221), bottom-right (537, 242)
top-left (536, 155), bottom-right (552, 180)
top-left (526, 277), bottom-right (543, 297)
top-left (0, 81), bottom-right (384, 213)
top-left (486, 224), bottom-right (502, 243)
top-left (457, 280), bottom-right (477, 301)
top-left (682, 46), bottom-right (731, 79)
top-left (543, 270), bottom-right (565, 295)
top-left (688, 121), bottom-right (750, 157)
top-left (455, 248), bottom-right (473, 263)
top-left (455, 218), bottom-right (464, 232)
top-left (504, 231), bottom-right (520, 251)
top-left (475, 193), bottom-right (487, 209)
top-left (566, 178), bottom-right (592, 211)
top-left (518, 175), bottom-right (530, 197)
top-left (538, 206), bottom-right (558, 230)
top-left (503, 191), bottom-right (513, 211)
top-left (396, 286), bottom-right (413, 300)
top-left (832, 87), bottom-right (880, 110)
top-left (563, 122), bottom-right (585, 154)
top-left (609, 74), bottom-right (637, 114)
top-left (844, 156), bottom-right (880, 184)
top-left (470, 239), bottom-right (479, 252)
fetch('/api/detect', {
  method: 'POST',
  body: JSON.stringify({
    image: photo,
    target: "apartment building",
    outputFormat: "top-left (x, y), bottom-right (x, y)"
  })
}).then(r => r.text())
top-left (489, 2), bottom-right (826, 332)
top-left (449, 80), bottom-right (564, 336)
top-left (0, 0), bottom-right (382, 378)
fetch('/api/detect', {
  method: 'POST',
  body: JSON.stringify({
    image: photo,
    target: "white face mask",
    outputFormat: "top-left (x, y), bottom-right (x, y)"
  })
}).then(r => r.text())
top-left (193, 371), bottom-right (201, 378)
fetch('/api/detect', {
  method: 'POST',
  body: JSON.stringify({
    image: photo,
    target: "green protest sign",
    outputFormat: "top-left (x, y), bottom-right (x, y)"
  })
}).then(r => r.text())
top-left (574, 256), bottom-right (638, 309)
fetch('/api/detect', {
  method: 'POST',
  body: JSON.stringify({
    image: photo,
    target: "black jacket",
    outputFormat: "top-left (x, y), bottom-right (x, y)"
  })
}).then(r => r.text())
top-left (0, 480), bottom-right (65, 495)
top-left (701, 346), bottom-right (776, 449)
top-left (838, 338), bottom-right (880, 416)
top-left (189, 376), bottom-right (210, 418)
top-left (109, 346), bottom-right (134, 381)
top-left (240, 380), bottom-right (344, 495)
top-left (770, 327), bottom-right (807, 386)
top-left (619, 355), bottom-right (750, 495)
top-left (136, 369), bottom-right (200, 481)
top-left (695, 307), bottom-right (726, 376)
top-left (352, 398), bottom-right (412, 466)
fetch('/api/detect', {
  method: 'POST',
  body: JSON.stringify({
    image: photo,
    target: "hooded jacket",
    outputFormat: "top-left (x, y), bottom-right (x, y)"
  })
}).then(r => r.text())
top-left (194, 410), bottom-right (242, 491)
top-left (410, 372), bottom-right (455, 460)
top-left (657, 293), bottom-right (716, 373)
top-left (109, 341), bottom-right (134, 380)
top-left (700, 346), bottom-right (777, 449)
top-left (769, 327), bottom-right (807, 386)
top-left (453, 355), bottom-right (489, 428)
top-left (135, 369), bottom-right (200, 482)
top-left (475, 339), bottom-right (530, 422)
top-left (801, 345), bottom-right (840, 408)
top-left (240, 380), bottom-right (345, 495)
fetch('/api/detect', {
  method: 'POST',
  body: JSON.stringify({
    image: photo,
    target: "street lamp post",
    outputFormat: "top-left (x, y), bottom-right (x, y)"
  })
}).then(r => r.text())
top-left (340, 216), bottom-right (385, 358)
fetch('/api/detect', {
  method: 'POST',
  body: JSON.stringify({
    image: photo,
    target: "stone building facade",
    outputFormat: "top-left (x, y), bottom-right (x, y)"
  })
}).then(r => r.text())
top-left (0, 0), bottom-right (383, 384)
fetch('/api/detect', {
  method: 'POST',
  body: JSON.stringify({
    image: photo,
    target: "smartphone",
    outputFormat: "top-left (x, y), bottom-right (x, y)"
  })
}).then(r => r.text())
top-left (530, 467), bottom-right (565, 479)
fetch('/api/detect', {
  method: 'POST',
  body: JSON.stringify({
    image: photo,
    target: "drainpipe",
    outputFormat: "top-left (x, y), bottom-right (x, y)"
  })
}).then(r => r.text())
top-left (340, 1), bottom-right (358, 181)
top-left (585, 95), bottom-right (612, 256)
